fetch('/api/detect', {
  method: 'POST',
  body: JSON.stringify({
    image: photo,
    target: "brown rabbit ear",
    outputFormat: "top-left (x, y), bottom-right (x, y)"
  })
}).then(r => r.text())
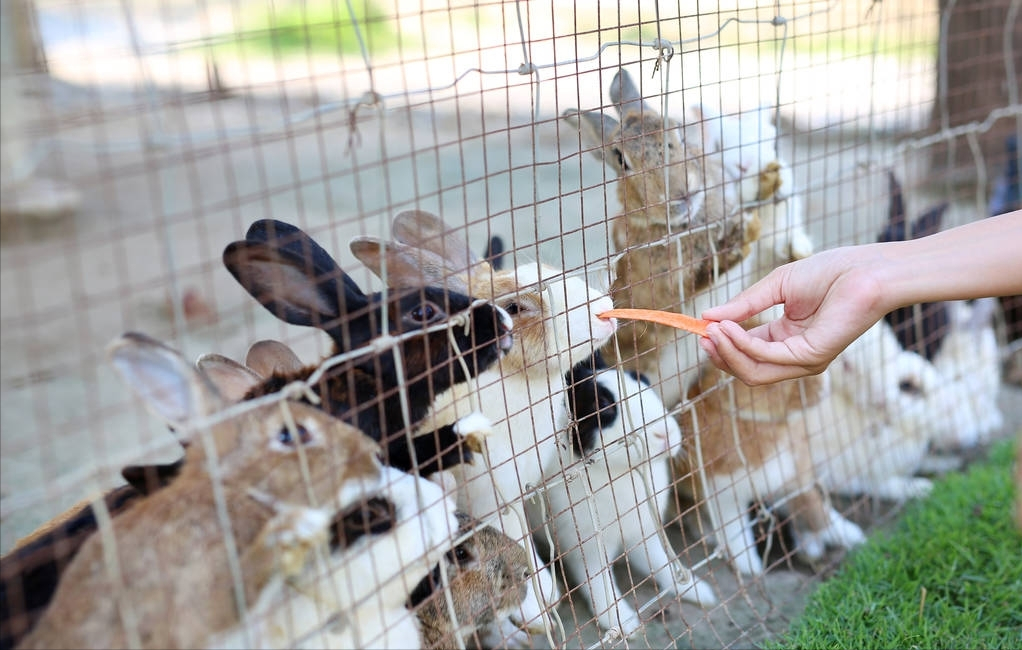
top-left (390, 210), bottom-right (482, 273)
top-left (562, 109), bottom-right (629, 174)
top-left (349, 236), bottom-right (472, 295)
top-left (195, 353), bottom-right (264, 403)
top-left (609, 68), bottom-right (656, 118)
top-left (108, 332), bottom-right (224, 425)
top-left (245, 340), bottom-right (304, 378)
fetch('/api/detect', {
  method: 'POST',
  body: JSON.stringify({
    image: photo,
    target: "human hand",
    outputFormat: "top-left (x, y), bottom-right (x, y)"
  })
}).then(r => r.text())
top-left (698, 246), bottom-right (890, 385)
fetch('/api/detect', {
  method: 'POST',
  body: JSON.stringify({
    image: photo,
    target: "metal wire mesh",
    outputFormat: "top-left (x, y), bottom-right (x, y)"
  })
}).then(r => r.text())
top-left (1, 0), bottom-right (1019, 648)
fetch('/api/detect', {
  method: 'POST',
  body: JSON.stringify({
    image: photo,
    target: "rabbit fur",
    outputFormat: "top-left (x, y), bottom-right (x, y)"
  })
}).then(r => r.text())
top-left (349, 209), bottom-right (618, 644)
top-left (564, 69), bottom-right (819, 409)
top-left (812, 321), bottom-right (937, 502)
top-left (930, 298), bottom-right (1004, 450)
top-left (537, 353), bottom-right (717, 637)
top-left (410, 512), bottom-right (532, 650)
top-left (210, 467), bottom-right (460, 650)
top-left (675, 362), bottom-right (865, 576)
top-left (19, 332), bottom-right (415, 649)
top-left (221, 219), bottom-right (514, 478)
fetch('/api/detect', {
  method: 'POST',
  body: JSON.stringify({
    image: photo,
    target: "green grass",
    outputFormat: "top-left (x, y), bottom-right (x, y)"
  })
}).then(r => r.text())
top-left (767, 437), bottom-right (1021, 650)
top-left (204, 1), bottom-right (403, 58)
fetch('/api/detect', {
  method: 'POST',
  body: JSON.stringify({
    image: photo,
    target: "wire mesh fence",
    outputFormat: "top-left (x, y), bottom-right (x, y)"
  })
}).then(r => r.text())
top-left (0, 0), bottom-right (1019, 648)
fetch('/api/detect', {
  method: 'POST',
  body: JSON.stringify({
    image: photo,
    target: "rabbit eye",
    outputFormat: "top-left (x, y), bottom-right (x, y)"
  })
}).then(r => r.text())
top-left (408, 301), bottom-right (441, 323)
top-left (503, 302), bottom-right (521, 315)
top-left (277, 424), bottom-right (312, 446)
top-left (612, 148), bottom-right (629, 171)
top-left (447, 544), bottom-right (473, 566)
top-left (898, 379), bottom-right (923, 396)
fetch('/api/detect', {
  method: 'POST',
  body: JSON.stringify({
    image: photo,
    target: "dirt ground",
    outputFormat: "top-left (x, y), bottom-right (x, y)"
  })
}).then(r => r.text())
top-left (2, 56), bottom-right (1020, 650)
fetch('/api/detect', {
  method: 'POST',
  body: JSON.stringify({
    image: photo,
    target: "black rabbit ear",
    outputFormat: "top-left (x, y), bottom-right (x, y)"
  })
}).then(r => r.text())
top-left (886, 171), bottom-right (906, 230)
top-left (223, 240), bottom-right (367, 330)
top-left (484, 234), bottom-right (507, 270)
top-left (911, 202), bottom-right (948, 239)
top-left (244, 219), bottom-right (360, 291)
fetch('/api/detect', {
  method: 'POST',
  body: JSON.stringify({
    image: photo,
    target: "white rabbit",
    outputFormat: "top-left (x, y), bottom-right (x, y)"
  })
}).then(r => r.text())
top-left (811, 321), bottom-right (936, 502)
top-left (350, 211), bottom-right (618, 646)
top-left (931, 298), bottom-right (1005, 449)
top-left (537, 354), bottom-right (717, 637)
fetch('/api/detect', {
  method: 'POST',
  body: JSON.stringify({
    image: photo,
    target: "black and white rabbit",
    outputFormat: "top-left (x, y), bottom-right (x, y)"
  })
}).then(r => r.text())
top-left (218, 219), bottom-right (514, 478)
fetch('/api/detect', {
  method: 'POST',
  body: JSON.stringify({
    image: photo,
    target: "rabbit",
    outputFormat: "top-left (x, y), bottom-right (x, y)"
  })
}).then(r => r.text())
top-left (930, 298), bottom-right (1005, 450)
top-left (537, 352), bottom-right (717, 637)
top-left (811, 321), bottom-right (938, 502)
top-left (563, 68), bottom-right (819, 409)
top-left (18, 331), bottom-right (453, 649)
top-left (220, 218), bottom-right (514, 478)
top-left (410, 512), bottom-right (532, 650)
top-left (210, 466), bottom-right (462, 650)
top-left (349, 209), bottom-right (618, 645)
top-left (674, 361), bottom-right (865, 577)
top-left (877, 171), bottom-right (951, 361)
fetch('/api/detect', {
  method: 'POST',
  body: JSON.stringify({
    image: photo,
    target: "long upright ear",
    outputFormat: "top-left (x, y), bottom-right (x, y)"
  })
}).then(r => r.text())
top-left (195, 353), bottom-right (265, 403)
top-left (349, 237), bottom-right (471, 295)
top-left (245, 340), bottom-right (304, 378)
top-left (968, 297), bottom-right (998, 329)
top-left (484, 234), bottom-right (506, 271)
top-left (885, 170), bottom-right (906, 236)
top-left (243, 220), bottom-right (363, 297)
top-left (562, 109), bottom-right (627, 174)
top-left (390, 210), bottom-right (481, 273)
top-left (609, 68), bottom-right (655, 118)
top-left (107, 332), bottom-right (223, 426)
top-left (223, 241), bottom-right (367, 331)
top-left (910, 202), bottom-right (948, 239)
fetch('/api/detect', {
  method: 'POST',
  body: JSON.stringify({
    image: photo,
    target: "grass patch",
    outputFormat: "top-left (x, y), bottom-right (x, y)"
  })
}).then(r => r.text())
top-left (203, 1), bottom-right (403, 58)
top-left (768, 437), bottom-right (1021, 650)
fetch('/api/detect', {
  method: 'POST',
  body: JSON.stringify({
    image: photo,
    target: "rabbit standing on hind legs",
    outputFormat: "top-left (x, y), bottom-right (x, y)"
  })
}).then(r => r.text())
top-left (562, 68), bottom-right (761, 409)
top-left (350, 210), bottom-right (618, 646)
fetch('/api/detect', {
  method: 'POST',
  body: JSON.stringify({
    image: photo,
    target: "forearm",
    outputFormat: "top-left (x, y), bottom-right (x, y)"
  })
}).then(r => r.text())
top-left (872, 211), bottom-right (1022, 313)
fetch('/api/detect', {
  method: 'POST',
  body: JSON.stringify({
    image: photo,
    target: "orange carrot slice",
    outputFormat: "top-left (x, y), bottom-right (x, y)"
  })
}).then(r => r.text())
top-left (598, 308), bottom-right (713, 338)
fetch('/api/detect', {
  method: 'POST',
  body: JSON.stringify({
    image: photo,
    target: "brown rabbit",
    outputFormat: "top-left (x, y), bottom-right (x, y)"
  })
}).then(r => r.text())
top-left (562, 68), bottom-right (761, 408)
top-left (410, 512), bottom-right (532, 650)
top-left (673, 362), bottom-right (864, 576)
top-left (17, 332), bottom-right (423, 649)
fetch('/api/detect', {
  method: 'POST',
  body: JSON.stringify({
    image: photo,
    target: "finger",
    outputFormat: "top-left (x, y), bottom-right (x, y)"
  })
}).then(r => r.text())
top-left (701, 268), bottom-right (786, 322)
top-left (699, 329), bottom-right (735, 377)
top-left (710, 321), bottom-right (816, 385)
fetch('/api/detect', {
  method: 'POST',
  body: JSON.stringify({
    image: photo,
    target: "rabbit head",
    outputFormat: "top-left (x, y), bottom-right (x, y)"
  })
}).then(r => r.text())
top-left (410, 512), bottom-right (531, 649)
top-left (223, 219), bottom-right (514, 402)
top-left (350, 210), bottom-right (616, 378)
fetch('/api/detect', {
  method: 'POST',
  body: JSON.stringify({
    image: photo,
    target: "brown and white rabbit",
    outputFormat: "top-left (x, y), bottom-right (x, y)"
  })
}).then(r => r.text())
top-left (675, 363), bottom-right (865, 576)
top-left (18, 332), bottom-right (451, 649)
top-left (221, 218), bottom-right (514, 478)
top-left (349, 210), bottom-right (618, 644)
top-left (563, 68), bottom-right (770, 409)
top-left (538, 352), bottom-right (717, 637)
top-left (410, 512), bottom-right (532, 650)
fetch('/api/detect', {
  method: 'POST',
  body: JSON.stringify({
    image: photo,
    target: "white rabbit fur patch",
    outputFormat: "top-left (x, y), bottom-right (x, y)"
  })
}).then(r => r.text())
top-left (537, 368), bottom-right (716, 637)
top-left (212, 468), bottom-right (458, 649)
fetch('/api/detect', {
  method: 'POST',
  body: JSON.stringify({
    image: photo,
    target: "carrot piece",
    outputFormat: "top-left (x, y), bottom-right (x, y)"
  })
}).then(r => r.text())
top-left (598, 308), bottom-right (713, 338)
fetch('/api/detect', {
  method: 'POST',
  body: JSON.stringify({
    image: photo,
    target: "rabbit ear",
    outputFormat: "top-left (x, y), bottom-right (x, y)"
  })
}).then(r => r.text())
top-left (968, 297), bottom-right (998, 329)
top-left (886, 170), bottom-right (907, 234)
top-left (244, 219), bottom-right (338, 276)
top-left (483, 234), bottom-right (507, 271)
top-left (223, 240), bottom-right (368, 331)
top-left (245, 340), bottom-right (304, 378)
top-left (911, 202), bottom-right (948, 239)
top-left (349, 237), bottom-right (472, 295)
top-left (390, 210), bottom-right (482, 273)
top-left (195, 353), bottom-right (265, 403)
top-left (609, 69), bottom-right (655, 118)
top-left (107, 332), bottom-right (223, 426)
top-left (120, 459), bottom-right (185, 496)
top-left (562, 109), bottom-right (629, 174)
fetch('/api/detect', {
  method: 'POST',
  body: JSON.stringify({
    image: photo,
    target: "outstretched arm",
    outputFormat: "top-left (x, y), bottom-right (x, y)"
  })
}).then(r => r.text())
top-left (699, 211), bottom-right (1022, 385)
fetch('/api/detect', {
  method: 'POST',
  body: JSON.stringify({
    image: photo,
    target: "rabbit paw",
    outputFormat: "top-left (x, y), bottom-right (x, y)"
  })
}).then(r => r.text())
top-left (263, 505), bottom-right (332, 578)
top-left (453, 412), bottom-right (493, 455)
